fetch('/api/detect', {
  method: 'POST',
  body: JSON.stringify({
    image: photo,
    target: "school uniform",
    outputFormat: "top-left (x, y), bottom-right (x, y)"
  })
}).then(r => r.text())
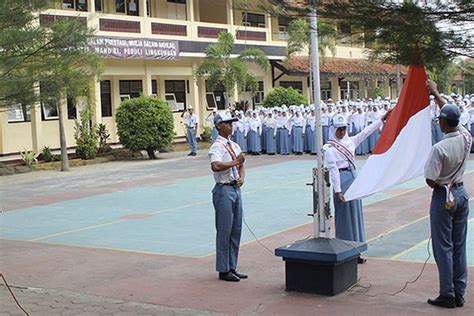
top-left (425, 111), bottom-right (472, 305)
top-left (291, 115), bottom-right (306, 154)
top-left (264, 116), bottom-right (278, 154)
top-left (277, 114), bottom-right (291, 155)
top-left (247, 116), bottom-right (262, 154)
top-left (323, 115), bottom-right (384, 242)
top-left (232, 119), bottom-right (246, 152)
top-left (183, 112), bottom-right (198, 155)
top-left (209, 135), bottom-right (244, 276)
top-left (305, 114), bottom-right (317, 154)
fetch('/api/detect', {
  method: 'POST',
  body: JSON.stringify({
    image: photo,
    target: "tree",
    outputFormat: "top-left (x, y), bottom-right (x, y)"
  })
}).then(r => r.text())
top-left (262, 86), bottom-right (308, 107)
top-left (0, 0), bottom-right (102, 171)
top-left (458, 58), bottom-right (474, 94)
top-left (116, 97), bottom-right (175, 160)
top-left (195, 32), bottom-right (270, 109)
top-left (262, 0), bottom-right (473, 66)
top-left (286, 18), bottom-right (336, 59)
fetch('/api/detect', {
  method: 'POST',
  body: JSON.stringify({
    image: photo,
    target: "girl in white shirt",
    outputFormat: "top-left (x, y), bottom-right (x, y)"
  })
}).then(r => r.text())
top-left (322, 111), bottom-right (389, 261)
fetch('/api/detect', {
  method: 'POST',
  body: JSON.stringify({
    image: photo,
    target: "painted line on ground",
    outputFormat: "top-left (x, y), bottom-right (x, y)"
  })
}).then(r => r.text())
top-left (26, 178), bottom-right (309, 242)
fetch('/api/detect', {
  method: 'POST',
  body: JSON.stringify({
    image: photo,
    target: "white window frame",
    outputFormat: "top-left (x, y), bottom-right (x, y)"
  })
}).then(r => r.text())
top-left (165, 93), bottom-right (180, 111)
top-left (7, 103), bottom-right (25, 123)
top-left (205, 92), bottom-right (218, 110)
top-left (120, 94), bottom-right (131, 102)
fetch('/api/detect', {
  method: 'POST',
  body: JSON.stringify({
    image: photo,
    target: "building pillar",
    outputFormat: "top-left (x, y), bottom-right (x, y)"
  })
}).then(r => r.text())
top-left (190, 71), bottom-right (202, 133)
top-left (143, 63), bottom-right (153, 96)
top-left (187, 0), bottom-right (195, 21)
top-left (31, 86), bottom-right (44, 153)
top-left (91, 78), bottom-right (102, 126)
top-left (266, 13), bottom-right (272, 42)
top-left (226, 0), bottom-right (234, 25)
top-left (139, 0), bottom-right (147, 17)
top-left (330, 77), bottom-right (340, 101)
top-left (87, 0), bottom-right (95, 13)
top-left (0, 109), bottom-right (8, 154)
top-left (194, 0), bottom-right (200, 21)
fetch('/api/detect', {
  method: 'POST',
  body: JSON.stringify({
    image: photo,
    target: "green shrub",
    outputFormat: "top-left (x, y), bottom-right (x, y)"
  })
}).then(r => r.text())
top-left (262, 87), bottom-right (308, 108)
top-left (74, 107), bottom-right (98, 160)
top-left (116, 96), bottom-right (175, 159)
top-left (96, 123), bottom-right (112, 154)
top-left (41, 146), bottom-right (54, 162)
top-left (201, 126), bottom-right (212, 142)
top-left (20, 149), bottom-right (39, 166)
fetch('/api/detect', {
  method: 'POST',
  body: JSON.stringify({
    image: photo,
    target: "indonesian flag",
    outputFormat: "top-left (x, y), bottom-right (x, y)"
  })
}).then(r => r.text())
top-left (344, 64), bottom-right (431, 201)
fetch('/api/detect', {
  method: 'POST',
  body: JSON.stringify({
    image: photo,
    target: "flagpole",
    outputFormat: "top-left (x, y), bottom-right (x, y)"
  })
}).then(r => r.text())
top-left (309, 1), bottom-right (327, 238)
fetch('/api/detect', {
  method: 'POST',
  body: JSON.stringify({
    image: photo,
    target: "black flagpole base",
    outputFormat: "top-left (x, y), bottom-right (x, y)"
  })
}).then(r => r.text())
top-left (275, 237), bottom-right (367, 296)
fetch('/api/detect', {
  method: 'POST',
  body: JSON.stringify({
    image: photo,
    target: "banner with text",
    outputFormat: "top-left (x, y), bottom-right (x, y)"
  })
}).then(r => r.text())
top-left (89, 36), bottom-right (179, 60)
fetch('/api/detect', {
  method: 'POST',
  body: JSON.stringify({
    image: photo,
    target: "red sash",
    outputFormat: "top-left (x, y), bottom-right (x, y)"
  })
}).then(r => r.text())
top-left (327, 140), bottom-right (356, 170)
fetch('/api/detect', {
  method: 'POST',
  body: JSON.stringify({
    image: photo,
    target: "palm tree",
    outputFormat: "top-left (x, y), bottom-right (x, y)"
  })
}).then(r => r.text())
top-left (195, 32), bottom-right (270, 109)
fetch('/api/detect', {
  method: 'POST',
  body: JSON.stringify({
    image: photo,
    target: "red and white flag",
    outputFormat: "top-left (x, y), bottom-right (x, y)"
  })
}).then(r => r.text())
top-left (344, 64), bottom-right (431, 201)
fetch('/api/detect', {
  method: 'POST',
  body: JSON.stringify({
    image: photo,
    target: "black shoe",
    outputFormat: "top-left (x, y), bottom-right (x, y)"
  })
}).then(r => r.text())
top-left (357, 257), bottom-right (367, 264)
top-left (231, 270), bottom-right (248, 279)
top-left (190, 152), bottom-right (197, 156)
top-left (427, 295), bottom-right (456, 308)
top-left (187, 152), bottom-right (194, 156)
top-left (455, 295), bottom-right (465, 307)
top-left (219, 271), bottom-right (240, 282)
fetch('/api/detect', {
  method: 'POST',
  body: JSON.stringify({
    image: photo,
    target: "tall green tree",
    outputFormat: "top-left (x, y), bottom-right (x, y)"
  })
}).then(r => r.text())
top-left (0, 0), bottom-right (102, 171)
top-left (195, 32), bottom-right (270, 109)
top-left (286, 18), bottom-right (336, 59)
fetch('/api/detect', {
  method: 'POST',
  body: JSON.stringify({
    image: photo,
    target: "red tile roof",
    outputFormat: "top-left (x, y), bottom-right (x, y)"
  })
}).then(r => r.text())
top-left (281, 56), bottom-right (409, 77)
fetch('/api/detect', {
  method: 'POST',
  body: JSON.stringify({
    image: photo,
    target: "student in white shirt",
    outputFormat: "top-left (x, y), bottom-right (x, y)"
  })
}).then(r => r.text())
top-left (323, 110), bottom-right (390, 263)
top-left (208, 112), bottom-right (247, 282)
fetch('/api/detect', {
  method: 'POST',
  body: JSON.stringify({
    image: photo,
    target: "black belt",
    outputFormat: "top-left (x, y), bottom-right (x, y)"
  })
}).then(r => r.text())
top-left (338, 167), bottom-right (352, 172)
top-left (218, 181), bottom-right (238, 186)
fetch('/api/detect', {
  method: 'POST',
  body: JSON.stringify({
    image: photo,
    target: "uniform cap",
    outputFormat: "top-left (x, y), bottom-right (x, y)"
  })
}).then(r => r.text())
top-left (332, 114), bottom-right (348, 128)
top-left (438, 105), bottom-right (460, 122)
top-left (214, 112), bottom-right (238, 125)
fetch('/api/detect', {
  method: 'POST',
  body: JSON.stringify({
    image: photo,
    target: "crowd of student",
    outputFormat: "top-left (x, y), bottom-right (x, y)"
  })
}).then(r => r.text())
top-left (192, 94), bottom-right (474, 156)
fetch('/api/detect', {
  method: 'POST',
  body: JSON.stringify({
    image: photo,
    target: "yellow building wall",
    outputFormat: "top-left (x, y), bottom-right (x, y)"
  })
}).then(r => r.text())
top-left (3, 123), bottom-right (33, 154)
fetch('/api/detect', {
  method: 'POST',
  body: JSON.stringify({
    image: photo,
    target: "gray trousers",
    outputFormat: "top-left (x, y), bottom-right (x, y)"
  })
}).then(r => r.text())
top-left (187, 127), bottom-right (197, 153)
top-left (212, 184), bottom-right (243, 273)
top-left (430, 185), bottom-right (470, 298)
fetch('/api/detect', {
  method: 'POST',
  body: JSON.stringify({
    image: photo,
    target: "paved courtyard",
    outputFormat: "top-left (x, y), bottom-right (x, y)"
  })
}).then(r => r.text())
top-left (1, 152), bottom-right (473, 315)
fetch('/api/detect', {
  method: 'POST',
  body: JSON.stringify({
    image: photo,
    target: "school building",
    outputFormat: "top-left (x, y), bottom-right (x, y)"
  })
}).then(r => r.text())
top-left (0, 0), bottom-right (407, 156)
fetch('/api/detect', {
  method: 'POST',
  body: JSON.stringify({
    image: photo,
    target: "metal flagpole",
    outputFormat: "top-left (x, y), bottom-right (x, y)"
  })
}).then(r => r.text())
top-left (309, 1), bottom-right (328, 238)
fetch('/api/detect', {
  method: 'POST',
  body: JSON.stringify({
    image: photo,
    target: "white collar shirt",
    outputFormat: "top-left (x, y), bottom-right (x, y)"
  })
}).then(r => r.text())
top-left (424, 125), bottom-right (472, 185)
top-left (208, 136), bottom-right (243, 183)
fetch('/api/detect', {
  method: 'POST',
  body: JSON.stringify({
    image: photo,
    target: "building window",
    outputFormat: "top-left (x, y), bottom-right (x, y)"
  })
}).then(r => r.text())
top-left (253, 81), bottom-right (264, 105)
top-left (280, 81), bottom-right (303, 92)
top-left (278, 17), bottom-right (291, 40)
top-left (206, 81), bottom-right (226, 110)
top-left (320, 80), bottom-right (332, 101)
top-left (242, 12), bottom-right (266, 28)
top-left (95, 0), bottom-right (103, 11)
top-left (165, 80), bottom-right (186, 111)
top-left (7, 103), bottom-right (31, 123)
top-left (116, 0), bottom-right (139, 16)
top-left (40, 82), bottom-right (59, 121)
top-left (67, 96), bottom-right (77, 120)
top-left (151, 79), bottom-right (158, 96)
top-left (340, 81), bottom-right (359, 100)
top-left (63, 0), bottom-right (88, 11)
top-left (100, 80), bottom-right (112, 117)
top-left (119, 80), bottom-right (143, 99)
top-left (167, 0), bottom-right (187, 20)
